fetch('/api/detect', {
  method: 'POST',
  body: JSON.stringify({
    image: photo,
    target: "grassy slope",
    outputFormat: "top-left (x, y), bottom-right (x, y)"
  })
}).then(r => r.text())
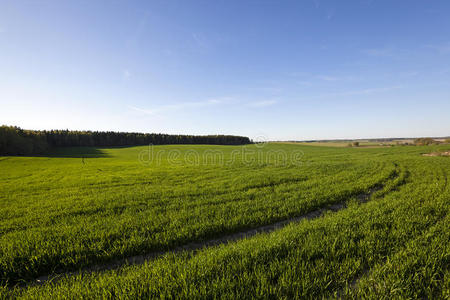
top-left (0, 143), bottom-right (449, 298)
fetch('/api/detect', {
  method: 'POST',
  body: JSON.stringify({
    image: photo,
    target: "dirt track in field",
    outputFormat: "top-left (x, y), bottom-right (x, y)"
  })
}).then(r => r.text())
top-left (25, 185), bottom-right (383, 288)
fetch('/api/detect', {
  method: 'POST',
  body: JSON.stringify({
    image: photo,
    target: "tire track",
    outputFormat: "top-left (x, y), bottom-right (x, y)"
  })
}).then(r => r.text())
top-left (23, 183), bottom-right (387, 289)
top-left (340, 163), bottom-right (447, 296)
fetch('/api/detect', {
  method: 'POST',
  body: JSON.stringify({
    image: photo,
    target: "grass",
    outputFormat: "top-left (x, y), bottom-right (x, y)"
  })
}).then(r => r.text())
top-left (0, 143), bottom-right (449, 298)
top-left (279, 141), bottom-right (391, 148)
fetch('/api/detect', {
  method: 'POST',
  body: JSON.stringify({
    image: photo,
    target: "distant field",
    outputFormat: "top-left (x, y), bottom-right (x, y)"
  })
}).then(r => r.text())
top-left (0, 143), bottom-right (449, 298)
top-left (278, 141), bottom-right (387, 147)
top-left (279, 138), bottom-right (449, 147)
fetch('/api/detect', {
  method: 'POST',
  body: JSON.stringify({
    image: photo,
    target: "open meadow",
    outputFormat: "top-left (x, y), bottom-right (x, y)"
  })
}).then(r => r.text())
top-left (3, 1), bottom-right (450, 298)
top-left (0, 143), bottom-right (449, 298)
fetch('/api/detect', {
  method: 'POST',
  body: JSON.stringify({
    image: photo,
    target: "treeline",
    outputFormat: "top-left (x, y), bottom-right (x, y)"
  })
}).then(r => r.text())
top-left (414, 138), bottom-right (441, 146)
top-left (0, 125), bottom-right (251, 156)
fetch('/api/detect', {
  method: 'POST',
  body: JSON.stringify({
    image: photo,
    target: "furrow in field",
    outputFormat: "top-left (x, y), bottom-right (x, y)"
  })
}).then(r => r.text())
top-left (6, 157), bottom-right (446, 299)
top-left (0, 177), bottom-right (309, 235)
top-left (25, 180), bottom-right (392, 288)
top-left (0, 166), bottom-right (382, 234)
top-left (343, 212), bottom-right (449, 299)
top-left (339, 162), bottom-right (447, 296)
top-left (0, 160), bottom-right (397, 287)
top-left (353, 215), bottom-right (449, 299)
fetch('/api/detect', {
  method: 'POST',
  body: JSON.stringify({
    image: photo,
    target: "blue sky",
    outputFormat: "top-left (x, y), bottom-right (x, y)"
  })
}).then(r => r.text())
top-left (1, 0), bottom-right (449, 140)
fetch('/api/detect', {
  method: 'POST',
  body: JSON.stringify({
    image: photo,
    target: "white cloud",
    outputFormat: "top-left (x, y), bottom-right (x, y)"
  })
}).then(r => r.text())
top-left (123, 70), bottom-right (131, 80)
top-left (129, 97), bottom-right (278, 115)
top-left (425, 43), bottom-right (450, 54)
top-left (324, 86), bottom-right (402, 97)
top-left (316, 75), bottom-right (356, 81)
top-left (400, 71), bottom-right (419, 77)
top-left (316, 75), bottom-right (339, 81)
top-left (247, 100), bottom-right (278, 107)
top-left (326, 9), bottom-right (335, 20)
top-left (128, 105), bottom-right (154, 115)
top-left (362, 48), bottom-right (395, 57)
top-left (129, 98), bottom-right (228, 115)
top-left (247, 86), bottom-right (283, 93)
top-left (191, 32), bottom-right (210, 52)
top-left (288, 71), bottom-right (309, 77)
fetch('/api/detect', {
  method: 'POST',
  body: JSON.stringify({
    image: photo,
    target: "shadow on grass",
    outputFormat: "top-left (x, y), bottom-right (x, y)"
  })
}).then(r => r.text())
top-left (42, 147), bottom-right (111, 158)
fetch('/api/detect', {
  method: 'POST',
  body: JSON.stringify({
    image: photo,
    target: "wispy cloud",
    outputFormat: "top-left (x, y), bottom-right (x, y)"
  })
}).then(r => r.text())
top-left (326, 9), bottom-right (335, 20)
top-left (128, 106), bottom-right (155, 115)
top-left (310, 1), bottom-right (334, 20)
top-left (399, 71), bottom-right (419, 77)
top-left (288, 71), bottom-right (309, 77)
top-left (425, 42), bottom-right (450, 54)
top-left (130, 97), bottom-right (278, 115)
top-left (129, 98), bottom-right (228, 115)
top-left (362, 47), bottom-right (395, 57)
top-left (290, 72), bottom-right (356, 83)
top-left (298, 81), bottom-right (312, 86)
top-left (313, 0), bottom-right (320, 9)
top-left (247, 100), bottom-right (278, 108)
top-left (323, 86), bottom-right (402, 97)
top-left (123, 70), bottom-right (131, 80)
top-left (190, 32), bottom-right (211, 52)
top-left (247, 86), bottom-right (283, 93)
top-left (125, 12), bottom-right (150, 49)
top-left (316, 75), bottom-right (356, 82)
top-left (316, 75), bottom-right (339, 81)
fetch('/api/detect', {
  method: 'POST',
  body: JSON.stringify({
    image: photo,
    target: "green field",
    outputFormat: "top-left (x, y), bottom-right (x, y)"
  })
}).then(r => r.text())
top-left (0, 143), bottom-right (449, 298)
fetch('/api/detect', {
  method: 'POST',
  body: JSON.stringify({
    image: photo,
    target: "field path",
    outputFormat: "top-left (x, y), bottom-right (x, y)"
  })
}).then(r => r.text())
top-left (28, 185), bottom-right (383, 288)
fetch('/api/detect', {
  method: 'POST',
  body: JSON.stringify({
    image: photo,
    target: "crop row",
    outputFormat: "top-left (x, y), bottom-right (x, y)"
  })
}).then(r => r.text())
top-left (2, 154), bottom-right (447, 298)
top-left (0, 145), bottom-right (397, 285)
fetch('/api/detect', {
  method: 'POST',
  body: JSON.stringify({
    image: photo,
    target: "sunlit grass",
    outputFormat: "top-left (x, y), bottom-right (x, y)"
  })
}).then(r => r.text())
top-left (0, 143), bottom-right (449, 298)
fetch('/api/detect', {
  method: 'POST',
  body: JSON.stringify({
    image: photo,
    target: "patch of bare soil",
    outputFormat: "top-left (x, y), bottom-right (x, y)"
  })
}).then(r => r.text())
top-left (423, 151), bottom-right (450, 157)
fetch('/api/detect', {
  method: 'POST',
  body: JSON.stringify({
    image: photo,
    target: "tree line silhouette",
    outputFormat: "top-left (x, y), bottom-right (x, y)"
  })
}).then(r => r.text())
top-left (0, 125), bottom-right (252, 155)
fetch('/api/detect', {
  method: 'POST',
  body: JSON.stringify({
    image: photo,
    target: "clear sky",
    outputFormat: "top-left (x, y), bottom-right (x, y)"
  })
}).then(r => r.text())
top-left (1, 0), bottom-right (449, 140)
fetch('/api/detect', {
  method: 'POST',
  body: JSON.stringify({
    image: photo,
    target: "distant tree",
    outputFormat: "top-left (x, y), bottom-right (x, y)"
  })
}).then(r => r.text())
top-left (0, 126), bottom-right (48, 155)
top-left (414, 138), bottom-right (436, 146)
top-left (0, 125), bottom-right (252, 156)
top-left (352, 141), bottom-right (360, 147)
